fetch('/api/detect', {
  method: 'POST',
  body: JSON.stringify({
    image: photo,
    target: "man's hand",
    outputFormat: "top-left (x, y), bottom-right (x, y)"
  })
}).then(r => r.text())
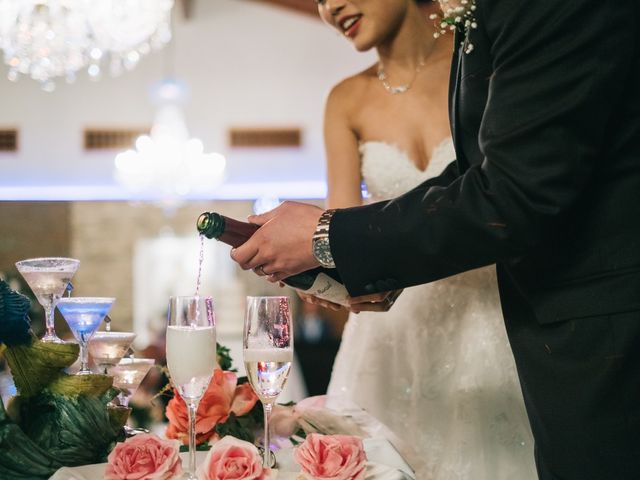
top-left (296, 290), bottom-right (344, 311)
top-left (348, 289), bottom-right (403, 313)
top-left (230, 201), bottom-right (324, 282)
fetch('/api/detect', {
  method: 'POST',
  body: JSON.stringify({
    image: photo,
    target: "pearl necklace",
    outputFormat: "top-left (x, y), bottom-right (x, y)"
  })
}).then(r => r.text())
top-left (376, 38), bottom-right (437, 95)
top-left (376, 59), bottom-right (425, 94)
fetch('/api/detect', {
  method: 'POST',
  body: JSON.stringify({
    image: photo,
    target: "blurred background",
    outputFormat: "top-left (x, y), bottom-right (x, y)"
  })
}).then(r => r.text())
top-left (0, 0), bottom-right (376, 421)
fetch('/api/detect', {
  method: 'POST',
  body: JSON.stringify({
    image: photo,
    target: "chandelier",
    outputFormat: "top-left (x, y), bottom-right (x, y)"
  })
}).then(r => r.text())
top-left (114, 79), bottom-right (227, 209)
top-left (0, 0), bottom-right (174, 91)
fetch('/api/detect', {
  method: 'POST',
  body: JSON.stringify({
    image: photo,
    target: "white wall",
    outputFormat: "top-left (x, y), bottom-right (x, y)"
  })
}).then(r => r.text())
top-left (0, 0), bottom-right (375, 200)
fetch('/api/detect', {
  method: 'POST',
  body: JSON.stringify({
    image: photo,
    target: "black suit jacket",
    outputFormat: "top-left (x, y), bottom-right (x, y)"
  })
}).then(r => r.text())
top-left (330, 1), bottom-right (640, 478)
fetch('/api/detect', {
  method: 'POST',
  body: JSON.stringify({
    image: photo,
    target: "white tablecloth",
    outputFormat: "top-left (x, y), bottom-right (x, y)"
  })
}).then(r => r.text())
top-left (50, 438), bottom-right (414, 480)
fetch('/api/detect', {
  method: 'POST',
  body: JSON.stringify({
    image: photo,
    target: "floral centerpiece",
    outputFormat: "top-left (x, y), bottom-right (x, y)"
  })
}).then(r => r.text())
top-left (165, 366), bottom-right (261, 446)
top-left (106, 430), bottom-right (368, 480)
top-left (104, 342), bottom-right (370, 480)
top-left (0, 277), bottom-right (375, 479)
top-left (0, 279), bottom-right (128, 479)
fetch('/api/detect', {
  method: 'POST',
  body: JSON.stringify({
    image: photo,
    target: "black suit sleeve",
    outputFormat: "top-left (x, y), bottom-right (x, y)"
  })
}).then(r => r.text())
top-left (330, 0), bottom-right (636, 296)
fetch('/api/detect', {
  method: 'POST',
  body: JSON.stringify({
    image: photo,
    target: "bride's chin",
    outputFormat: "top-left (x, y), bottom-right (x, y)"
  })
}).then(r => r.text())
top-left (351, 38), bottom-right (377, 53)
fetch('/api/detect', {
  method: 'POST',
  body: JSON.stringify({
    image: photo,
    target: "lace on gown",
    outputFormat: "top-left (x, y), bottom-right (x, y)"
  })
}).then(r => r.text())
top-left (327, 138), bottom-right (537, 480)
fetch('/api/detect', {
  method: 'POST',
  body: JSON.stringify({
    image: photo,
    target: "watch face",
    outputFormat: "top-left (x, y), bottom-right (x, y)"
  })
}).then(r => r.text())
top-left (313, 238), bottom-right (333, 267)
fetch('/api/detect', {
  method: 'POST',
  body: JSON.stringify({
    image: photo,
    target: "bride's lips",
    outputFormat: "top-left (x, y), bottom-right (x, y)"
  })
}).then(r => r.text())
top-left (339, 14), bottom-right (362, 38)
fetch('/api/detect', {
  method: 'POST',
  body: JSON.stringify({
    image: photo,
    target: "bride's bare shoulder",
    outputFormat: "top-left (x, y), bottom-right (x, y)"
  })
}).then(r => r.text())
top-left (326, 64), bottom-right (378, 111)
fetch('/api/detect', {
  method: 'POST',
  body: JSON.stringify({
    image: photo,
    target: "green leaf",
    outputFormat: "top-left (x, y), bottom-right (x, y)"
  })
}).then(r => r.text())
top-left (216, 342), bottom-right (235, 371)
top-left (4, 340), bottom-right (79, 397)
top-left (18, 388), bottom-right (126, 466)
top-left (214, 412), bottom-right (256, 443)
top-left (49, 373), bottom-right (113, 398)
top-left (0, 396), bottom-right (65, 479)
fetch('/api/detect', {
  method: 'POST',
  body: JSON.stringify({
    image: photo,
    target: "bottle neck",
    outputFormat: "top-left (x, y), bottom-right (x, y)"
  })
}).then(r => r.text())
top-left (197, 212), bottom-right (259, 248)
top-left (217, 216), bottom-right (259, 248)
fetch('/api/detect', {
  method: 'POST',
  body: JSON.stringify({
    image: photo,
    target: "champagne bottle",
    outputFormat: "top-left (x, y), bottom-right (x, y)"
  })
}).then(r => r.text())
top-left (197, 211), bottom-right (349, 306)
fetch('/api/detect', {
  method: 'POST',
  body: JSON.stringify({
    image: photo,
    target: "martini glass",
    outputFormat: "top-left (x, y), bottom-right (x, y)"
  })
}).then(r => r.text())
top-left (110, 357), bottom-right (155, 408)
top-left (15, 257), bottom-right (80, 343)
top-left (57, 297), bottom-right (115, 375)
top-left (89, 331), bottom-right (137, 375)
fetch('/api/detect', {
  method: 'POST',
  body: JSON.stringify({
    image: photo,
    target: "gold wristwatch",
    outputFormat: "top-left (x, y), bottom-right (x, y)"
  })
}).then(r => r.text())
top-left (312, 209), bottom-right (336, 268)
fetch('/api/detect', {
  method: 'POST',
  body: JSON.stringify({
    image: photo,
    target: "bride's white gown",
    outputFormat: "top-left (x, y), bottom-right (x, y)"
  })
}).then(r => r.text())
top-left (327, 139), bottom-right (538, 480)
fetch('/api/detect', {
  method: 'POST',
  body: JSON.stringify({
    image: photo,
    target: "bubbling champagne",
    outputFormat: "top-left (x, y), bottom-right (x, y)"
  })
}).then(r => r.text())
top-left (243, 348), bottom-right (293, 403)
top-left (166, 325), bottom-right (216, 400)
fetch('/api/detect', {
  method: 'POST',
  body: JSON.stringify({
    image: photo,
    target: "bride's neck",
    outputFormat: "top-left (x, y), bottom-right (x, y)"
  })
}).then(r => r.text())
top-left (376, 2), bottom-right (439, 71)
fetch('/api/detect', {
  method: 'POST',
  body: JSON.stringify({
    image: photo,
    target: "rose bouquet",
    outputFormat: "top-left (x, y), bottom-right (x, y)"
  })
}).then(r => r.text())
top-left (165, 367), bottom-right (260, 446)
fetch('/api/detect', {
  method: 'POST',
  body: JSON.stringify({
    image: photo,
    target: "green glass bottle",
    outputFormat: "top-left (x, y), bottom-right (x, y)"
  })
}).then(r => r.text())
top-left (197, 212), bottom-right (348, 306)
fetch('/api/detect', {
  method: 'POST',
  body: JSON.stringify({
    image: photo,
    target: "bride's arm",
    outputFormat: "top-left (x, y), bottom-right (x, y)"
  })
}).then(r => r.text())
top-left (295, 81), bottom-right (364, 311)
top-left (297, 80), bottom-right (405, 312)
top-left (322, 81), bottom-right (403, 312)
top-left (324, 81), bottom-right (364, 210)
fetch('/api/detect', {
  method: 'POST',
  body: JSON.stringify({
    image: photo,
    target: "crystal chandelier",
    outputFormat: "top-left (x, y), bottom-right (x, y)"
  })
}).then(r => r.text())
top-left (114, 79), bottom-right (226, 209)
top-left (0, 0), bottom-right (174, 91)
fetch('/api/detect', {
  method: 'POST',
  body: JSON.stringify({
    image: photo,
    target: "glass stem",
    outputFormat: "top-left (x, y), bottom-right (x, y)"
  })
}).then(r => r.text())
top-left (188, 400), bottom-right (199, 475)
top-left (79, 342), bottom-right (88, 373)
top-left (118, 391), bottom-right (130, 408)
top-left (263, 401), bottom-right (273, 468)
top-left (45, 306), bottom-right (56, 339)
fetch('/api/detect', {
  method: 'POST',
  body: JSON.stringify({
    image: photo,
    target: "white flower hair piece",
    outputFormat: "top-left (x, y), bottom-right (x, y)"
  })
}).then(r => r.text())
top-left (430, 0), bottom-right (478, 54)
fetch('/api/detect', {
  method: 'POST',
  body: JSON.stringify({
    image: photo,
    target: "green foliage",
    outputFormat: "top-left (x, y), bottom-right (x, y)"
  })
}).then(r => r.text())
top-left (4, 339), bottom-right (79, 397)
top-left (179, 441), bottom-right (212, 453)
top-left (0, 279), bottom-right (33, 346)
top-left (0, 280), bottom-right (129, 478)
top-left (0, 396), bottom-right (64, 479)
top-left (214, 399), bottom-right (264, 444)
top-left (216, 342), bottom-right (235, 371)
top-left (18, 388), bottom-right (125, 466)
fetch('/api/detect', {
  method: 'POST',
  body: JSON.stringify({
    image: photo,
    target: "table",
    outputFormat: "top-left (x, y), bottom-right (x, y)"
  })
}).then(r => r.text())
top-left (50, 438), bottom-right (414, 479)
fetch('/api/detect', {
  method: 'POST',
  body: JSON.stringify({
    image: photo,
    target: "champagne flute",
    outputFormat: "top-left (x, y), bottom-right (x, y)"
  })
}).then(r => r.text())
top-left (243, 296), bottom-right (293, 468)
top-left (166, 296), bottom-right (216, 480)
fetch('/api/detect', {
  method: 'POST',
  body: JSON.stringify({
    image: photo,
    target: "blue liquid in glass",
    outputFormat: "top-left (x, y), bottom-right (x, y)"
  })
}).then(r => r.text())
top-left (57, 301), bottom-right (112, 342)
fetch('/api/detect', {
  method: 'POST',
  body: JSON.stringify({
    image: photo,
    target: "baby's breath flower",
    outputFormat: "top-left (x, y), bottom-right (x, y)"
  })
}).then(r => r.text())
top-left (429, 0), bottom-right (477, 54)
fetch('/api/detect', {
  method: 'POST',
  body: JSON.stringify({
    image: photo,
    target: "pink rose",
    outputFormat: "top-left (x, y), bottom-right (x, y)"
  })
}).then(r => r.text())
top-left (271, 395), bottom-right (328, 438)
top-left (105, 433), bottom-right (182, 480)
top-left (294, 433), bottom-right (367, 480)
top-left (196, 435), bottom-right (271, 480)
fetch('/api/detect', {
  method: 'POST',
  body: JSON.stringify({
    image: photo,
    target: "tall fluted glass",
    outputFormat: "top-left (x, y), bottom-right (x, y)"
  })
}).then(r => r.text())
top-left (243, 296), bottom-right (293, 467)
top-left (166, 296), bottom-right (216, 479)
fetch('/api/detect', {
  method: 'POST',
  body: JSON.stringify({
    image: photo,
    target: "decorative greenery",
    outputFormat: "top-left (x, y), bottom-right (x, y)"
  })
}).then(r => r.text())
top-left (0, 279), bottom-right (129, 479)
top-left (0, 280), bottom-right (32, 347)
top-left (4, 340), bottom-right (79, 397)
top-left (214, 401), bottom-right (264, 444)
top-left (0, 271), bottom-right (45, 335)
top-left (216, 342), bottom-right (234, 372)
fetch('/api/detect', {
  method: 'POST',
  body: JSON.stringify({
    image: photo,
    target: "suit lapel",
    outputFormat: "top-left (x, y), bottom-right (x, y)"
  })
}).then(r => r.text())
top-left (448, 30), bottom-right (469, 172)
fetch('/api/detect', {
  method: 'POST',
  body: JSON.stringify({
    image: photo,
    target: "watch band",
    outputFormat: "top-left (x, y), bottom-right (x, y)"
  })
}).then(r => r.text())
top-left (313, 209), bottom-right (337, 268)
top-left (315, 209), bottom-right (335, 236)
